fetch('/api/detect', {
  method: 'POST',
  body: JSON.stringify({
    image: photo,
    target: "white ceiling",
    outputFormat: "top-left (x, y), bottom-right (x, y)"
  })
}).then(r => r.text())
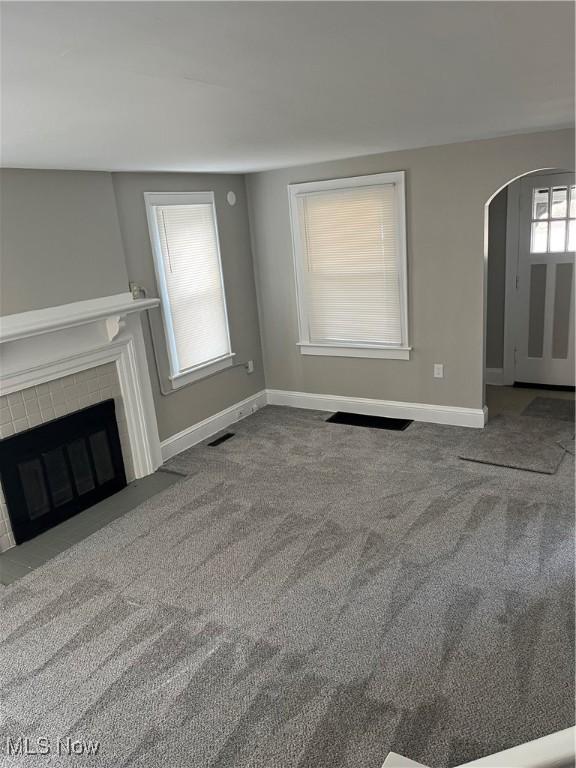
top-left (1, 2), bottom-right (573, 173)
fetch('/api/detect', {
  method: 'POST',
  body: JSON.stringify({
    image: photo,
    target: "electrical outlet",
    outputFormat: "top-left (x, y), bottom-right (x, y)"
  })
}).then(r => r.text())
top-left (245, 360), bottom-right (254, 374)
top-left (433, 363), bottom-right (444, 379)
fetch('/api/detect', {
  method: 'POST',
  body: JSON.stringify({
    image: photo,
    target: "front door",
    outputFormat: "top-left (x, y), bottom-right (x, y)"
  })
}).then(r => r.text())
top-left (513, 172), bottom-right (575, 387)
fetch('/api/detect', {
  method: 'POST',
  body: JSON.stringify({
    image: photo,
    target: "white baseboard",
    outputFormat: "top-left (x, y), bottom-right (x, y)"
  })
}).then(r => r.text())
top-left (266, 389), bottom-right (487, 428)
top-left (160, 390), bottom-right (267, 461)
top-left (161, 387), bottom-right (487, 462)
top-left (485, 368), bottom-right (505, 386)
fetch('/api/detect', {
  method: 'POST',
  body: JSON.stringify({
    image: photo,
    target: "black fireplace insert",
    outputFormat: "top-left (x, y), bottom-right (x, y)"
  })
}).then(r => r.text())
top-left (0, 399), bottom-right (126, 544)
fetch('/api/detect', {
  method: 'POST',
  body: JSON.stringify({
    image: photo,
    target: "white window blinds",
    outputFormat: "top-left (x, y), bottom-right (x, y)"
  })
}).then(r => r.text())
top-left (290, 173), bottom-right (408, 353)
top-left (146, 194), bottom-right (231, 379)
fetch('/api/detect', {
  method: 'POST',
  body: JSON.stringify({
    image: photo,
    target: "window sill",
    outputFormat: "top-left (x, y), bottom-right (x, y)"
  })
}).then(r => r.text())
top-left (298, 344), bottom-right (411, 360)
top-left (169, 353), bottom-right (235, 389)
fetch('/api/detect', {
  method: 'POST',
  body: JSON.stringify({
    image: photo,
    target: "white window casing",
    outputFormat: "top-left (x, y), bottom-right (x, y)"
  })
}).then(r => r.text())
top-left (288, 172), bottom-right (410, 360)
top-left (144, 192), bottom-right (234, 389)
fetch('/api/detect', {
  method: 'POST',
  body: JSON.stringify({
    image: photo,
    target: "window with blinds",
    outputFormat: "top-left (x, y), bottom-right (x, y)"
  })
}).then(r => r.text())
top-left (288, 172), bottom-right (409, 359)
top-left (144, 192), bottom-right (232, 384)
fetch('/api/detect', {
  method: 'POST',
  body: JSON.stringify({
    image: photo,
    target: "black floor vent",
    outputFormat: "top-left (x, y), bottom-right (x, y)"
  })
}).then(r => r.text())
top-left (207, 432), bottom-right (235, 447)
top-left (326, 412), bottom-right (413, 431)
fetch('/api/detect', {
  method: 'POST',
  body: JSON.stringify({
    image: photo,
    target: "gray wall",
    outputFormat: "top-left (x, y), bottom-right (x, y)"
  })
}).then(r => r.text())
top-left (0, 167), bottom-right (264, 443)
top-left (112, 173), bottom-right (264, 442)
top-left (247, 129), bottom-right (574, 410)
top-left (1, 129), bottom-right (573, 441)
top-left (0, 169), bottom-right (128, 315)
top-left (485, 187), bottom-right (508, 370)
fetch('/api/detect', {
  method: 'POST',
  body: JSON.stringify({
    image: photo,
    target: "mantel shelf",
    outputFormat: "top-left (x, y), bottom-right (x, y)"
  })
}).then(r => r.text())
top-left (0, 293), bottom-right (160, 345)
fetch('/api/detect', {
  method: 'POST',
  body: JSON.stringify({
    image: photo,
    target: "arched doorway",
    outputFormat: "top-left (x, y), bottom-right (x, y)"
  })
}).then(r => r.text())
top-left (483, 167), bottom-right (575, 417)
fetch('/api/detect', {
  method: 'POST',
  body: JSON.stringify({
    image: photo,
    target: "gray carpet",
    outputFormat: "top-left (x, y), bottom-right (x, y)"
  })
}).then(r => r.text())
top-left (1, 406), bottom-right (574, 768)
top-left (459, 415), bottom-right (573, 475)
top-left (522, 396), bottom-right (575, 423)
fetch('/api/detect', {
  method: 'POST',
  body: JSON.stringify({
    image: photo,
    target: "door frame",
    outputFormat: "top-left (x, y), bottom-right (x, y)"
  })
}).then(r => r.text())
top-left (501, 170), bottom-right (574, 386)
top-left (502, 179), bottom-right (521, 385)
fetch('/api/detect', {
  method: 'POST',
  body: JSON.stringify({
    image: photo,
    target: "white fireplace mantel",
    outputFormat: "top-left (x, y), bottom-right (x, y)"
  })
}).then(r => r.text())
top-left (0, 293), bottom-right (160, 344)
top-left (0, 292), bottom-right (162, 480)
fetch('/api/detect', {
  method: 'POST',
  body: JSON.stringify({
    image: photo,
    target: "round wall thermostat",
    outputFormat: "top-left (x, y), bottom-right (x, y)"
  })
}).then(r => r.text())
top-left (226, 191), bottom-right (237, 206)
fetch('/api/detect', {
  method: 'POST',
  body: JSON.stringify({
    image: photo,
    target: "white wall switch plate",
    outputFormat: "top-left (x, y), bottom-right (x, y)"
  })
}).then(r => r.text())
top-left (245, 360), bottom-right (254, 374)
top-left (433, 363), bottom-right (444, 378)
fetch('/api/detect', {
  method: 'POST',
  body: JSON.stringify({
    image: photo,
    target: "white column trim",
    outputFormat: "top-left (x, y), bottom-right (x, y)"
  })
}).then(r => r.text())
top-left (114, 317), bottom-right (162, 477)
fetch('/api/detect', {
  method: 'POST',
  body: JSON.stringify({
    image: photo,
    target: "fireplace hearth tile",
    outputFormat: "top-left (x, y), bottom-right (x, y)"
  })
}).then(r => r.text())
top-left (9, 402), bottom-right (26, 420)
top-left (24, 399), bottom-right (40, 415)
top-left (0, 469), bottom-right (181, 585)
top-left (0, 558), bottom-right (32, 584)
top-left (1, 538), bottom-right (68, 569)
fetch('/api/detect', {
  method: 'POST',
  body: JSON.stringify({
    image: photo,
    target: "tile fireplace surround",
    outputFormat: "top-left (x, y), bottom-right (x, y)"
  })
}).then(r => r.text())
top-left (0, 293), bottom-right (162, 552)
